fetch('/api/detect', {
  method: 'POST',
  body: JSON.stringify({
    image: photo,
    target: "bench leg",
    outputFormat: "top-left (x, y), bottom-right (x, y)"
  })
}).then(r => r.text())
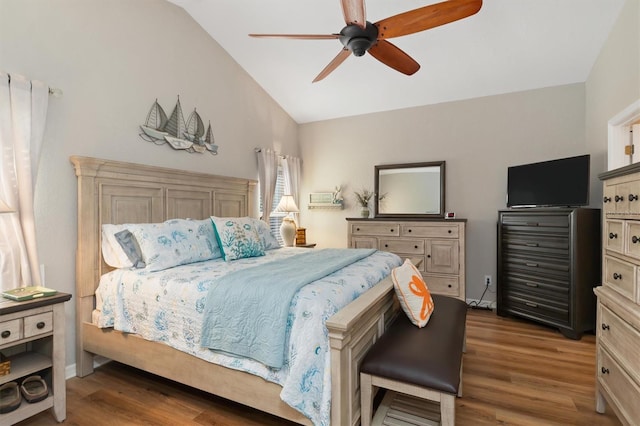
top-left (441, 393), bottom-right (456, 426)
top-left (360, 373), bottom-right (374, 426)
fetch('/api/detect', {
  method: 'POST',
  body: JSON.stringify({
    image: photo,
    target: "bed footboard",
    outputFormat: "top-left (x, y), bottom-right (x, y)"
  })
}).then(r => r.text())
top-left (326, 275), bottom-right (398, 426)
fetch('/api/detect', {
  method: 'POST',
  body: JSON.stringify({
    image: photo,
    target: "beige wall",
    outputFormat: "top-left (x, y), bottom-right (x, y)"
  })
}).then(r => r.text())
top-left (299, 84), bottom-right (588, 302)
top-left (0, 0), bottom-right (298, 368)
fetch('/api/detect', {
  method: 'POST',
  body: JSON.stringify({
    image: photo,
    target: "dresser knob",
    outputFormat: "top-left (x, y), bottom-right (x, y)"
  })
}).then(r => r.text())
top-left (37, 321), bottom-right (46, 329)
top-left (601, 323), bottom-right (610, 331)
top-left (633, 236), bottom-right (640, 244)
top-left (613, 272), bottom-right (622, 280)
top-left (1, 330), bottom-right (10, 339)
top-left (414, 245), bottom-right (418, 249)
top-left (356, 228), bottom-right (360, 231)
top-left (601, 367), bottom-right (610, 375)
top-left (603, 196), bottom-right (611, 203)
top-left (427, 254), bottom-right (431, 258)
top-left (408, 229), bottom-right (412, 233)
top-left (630, 194), bottom-right (639, 202)
top-left (384, 244), bottom-right (388, 248)
top-left (390, 229), bottom-right (394, 232)
top-left (609, 233), bottom-right (618, 239)
top-left (615, 195), bottom-right (624, 202)
top-left (448, 230), bottom-right (452, 233)
top-left (448, 284), bottom-right (452, 288)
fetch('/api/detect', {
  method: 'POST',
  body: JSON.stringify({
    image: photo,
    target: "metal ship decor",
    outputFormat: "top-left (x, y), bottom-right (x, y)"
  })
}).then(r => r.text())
top-left (140, 97), bottom-right (218, 155)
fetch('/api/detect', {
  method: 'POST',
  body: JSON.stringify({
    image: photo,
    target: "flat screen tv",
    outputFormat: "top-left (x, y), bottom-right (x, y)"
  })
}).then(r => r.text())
top-left (507, 154), bottom-right (590, 208)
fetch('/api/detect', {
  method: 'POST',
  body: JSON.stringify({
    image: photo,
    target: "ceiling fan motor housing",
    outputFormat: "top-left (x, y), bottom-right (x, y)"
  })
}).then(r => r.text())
top-left (339, 22), bottom-right (379, 56)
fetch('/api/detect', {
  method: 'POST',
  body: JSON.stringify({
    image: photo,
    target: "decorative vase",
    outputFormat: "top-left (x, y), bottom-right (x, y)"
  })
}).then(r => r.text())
top-left (360, 207), bottom-right (370, 218)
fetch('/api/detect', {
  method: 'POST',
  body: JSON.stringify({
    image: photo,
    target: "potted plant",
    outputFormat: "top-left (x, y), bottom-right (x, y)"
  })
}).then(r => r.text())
top-left (354, 188), bottom-right (374, 218)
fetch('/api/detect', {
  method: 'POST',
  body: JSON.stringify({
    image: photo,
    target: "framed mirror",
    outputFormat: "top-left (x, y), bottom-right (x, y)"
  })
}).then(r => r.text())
top-left (374, 161), bottom-right (445, 218)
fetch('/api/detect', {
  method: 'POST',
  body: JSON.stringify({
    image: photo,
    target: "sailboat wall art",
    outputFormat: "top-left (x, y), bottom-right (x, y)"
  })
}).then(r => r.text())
top-left (139, 96), bottom-right (219, 155)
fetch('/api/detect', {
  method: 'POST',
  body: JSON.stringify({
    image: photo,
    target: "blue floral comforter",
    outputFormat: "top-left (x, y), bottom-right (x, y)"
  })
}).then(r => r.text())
top-left (94, 247), bottom-right (401, 425)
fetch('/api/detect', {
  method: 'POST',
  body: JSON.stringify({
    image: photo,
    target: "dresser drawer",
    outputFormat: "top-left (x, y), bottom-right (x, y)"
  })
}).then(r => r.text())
top-left (503, 272), bottom-right (569, 304)
top-left (500, 214), bottom-right (569, 232)
top-left (603, 219), bottom-right (624, 254)
top-left (350, 222), bottom-right (399, 237)
top-left (501, 232), bottom-right (569, 257)
top-left (598, 347), bottom-right (640, 424)
top-left (599, 305), bottom-right (640, 385)
top-left (423, 275), bottom-right (459, 297)
top-left (379, 239), bottom-right (424, 254)
top-left (400, 224), bottom-right (459, 238)
top-left (24, 311), bottom-right (53, 338)
top-left (603, 255), bottom-right (636, 301)
top-left (625, 220), bottom-right (640, 260)
top-left (503, 252), bottom-right (570, 279)
top-left (0, 318), bottom-right (23, 345)
top-left (505, 291), bottom-right (569, 324)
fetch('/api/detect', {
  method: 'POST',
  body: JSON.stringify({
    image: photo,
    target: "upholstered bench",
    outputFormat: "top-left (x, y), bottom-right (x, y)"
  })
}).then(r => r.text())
top-left (360, 294), bottom-right (467, 426)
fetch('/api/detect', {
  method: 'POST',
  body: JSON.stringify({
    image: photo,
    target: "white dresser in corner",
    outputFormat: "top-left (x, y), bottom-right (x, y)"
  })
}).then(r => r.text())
top-left (347, 218), bottom-right (466, 301)
top-left (596, 164), bottom-right (640, 425)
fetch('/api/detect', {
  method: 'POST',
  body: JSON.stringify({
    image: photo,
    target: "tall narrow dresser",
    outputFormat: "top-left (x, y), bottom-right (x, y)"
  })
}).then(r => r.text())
top-left (596, 164), bottom-right (640, 425)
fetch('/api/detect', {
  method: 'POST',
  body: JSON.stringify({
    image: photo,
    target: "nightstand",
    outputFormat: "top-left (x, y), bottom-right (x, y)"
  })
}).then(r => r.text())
top-left (0, 292), bottom-right (71, 424)
top-left (295, 243), bottom-right (316, 248)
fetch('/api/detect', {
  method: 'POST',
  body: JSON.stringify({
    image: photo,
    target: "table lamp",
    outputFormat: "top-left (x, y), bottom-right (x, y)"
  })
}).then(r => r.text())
top-left (272, 195), bottom-right (299, 247)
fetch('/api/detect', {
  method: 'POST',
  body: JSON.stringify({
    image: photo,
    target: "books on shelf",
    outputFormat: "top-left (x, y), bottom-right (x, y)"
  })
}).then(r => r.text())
top-left (1, 286), bottom-right (57, 301)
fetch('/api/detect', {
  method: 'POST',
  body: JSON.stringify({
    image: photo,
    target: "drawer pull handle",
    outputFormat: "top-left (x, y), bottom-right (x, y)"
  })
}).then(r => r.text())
top-left (615, 195), bottom-right (624, 202)
top-left (603, 196), bottom-right (611, 203)
top-left (1, 330), bottom-right (10, 339)
top-left (525, 243), bottom-right (539, 247)
top-left (525, 282), bottom-right (539, 288)
top-left (525, 302), bottom-right (538, 308)
top-left (427, 254), bottom-right (431, 258)
top-left (447, 284), bottom-right (452, 288)
top-left (390, 229), bottom-right (394, 233)
top-left (609, 233), bottom-right (618, 239)
top-left (601, 323), bottom-right (610, 331)
top-left (526, 222), bottom-right (539, 226)
top-left (356, 228), bottom-right (360, 231)
top-left (633, 236), bottom-right (640, 244)
top-left (526, 263), bottom-right (538, 267)
top-left (630, 194), bottom-right (639, 202)
top-left (414, 245), bottom-right (418, 249)
top-left (36, 321), bottom-right (46, 329)
top-left (408, 229), bottom-right (412, 233)
top-left (601, 367), bottom-right (610, 375)
top-left (448, 230), bottom-right (452, 233)
top-left (384, 244), bottom-right (389, 248)
top-left (613, 272), bottom-right (622, 280)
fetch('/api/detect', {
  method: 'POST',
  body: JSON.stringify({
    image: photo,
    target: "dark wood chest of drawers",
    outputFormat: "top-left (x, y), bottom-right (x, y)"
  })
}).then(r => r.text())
top-left (497, 208), bottom-right (601, 339)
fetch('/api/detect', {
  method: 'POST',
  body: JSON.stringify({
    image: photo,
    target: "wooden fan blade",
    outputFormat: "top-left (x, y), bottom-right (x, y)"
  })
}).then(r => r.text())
top-left (375, 0), bottom-right (482, 39)
top-left (341, 0), bottom-right (366, 29)
top-left (249, 33), bottom-right (340, 40)
top-left (368, 40), bottom-right (420, 76)
top-left (313, 49), bottom-right (351, 83)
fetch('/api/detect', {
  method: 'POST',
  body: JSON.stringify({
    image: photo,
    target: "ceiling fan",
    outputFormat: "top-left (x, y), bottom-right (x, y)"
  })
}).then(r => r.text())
top-left (249, 0), bottom-right (482, 83)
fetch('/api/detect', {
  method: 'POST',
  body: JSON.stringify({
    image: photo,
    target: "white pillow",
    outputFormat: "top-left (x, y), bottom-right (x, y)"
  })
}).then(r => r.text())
top-left (210, 216), bottom-right (265, 261)
top-left (130, 218), bottom-right (220, 272)
top-left (391, 259), bottom-right (435, 328)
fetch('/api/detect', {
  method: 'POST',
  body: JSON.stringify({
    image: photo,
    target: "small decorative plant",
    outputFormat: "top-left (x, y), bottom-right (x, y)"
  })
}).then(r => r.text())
top-left (354, 189), bottom-right (375, 207)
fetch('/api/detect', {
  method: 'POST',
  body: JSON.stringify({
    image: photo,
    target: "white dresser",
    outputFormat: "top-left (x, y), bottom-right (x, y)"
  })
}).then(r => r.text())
top-left (347, 218), bottom-right (466, 301)
top-left (596, 164), bottom-right (640, 425)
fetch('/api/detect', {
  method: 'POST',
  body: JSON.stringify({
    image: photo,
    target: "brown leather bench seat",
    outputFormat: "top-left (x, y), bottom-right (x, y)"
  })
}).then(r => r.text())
top-left (360, 294), bottom-right (468, 426)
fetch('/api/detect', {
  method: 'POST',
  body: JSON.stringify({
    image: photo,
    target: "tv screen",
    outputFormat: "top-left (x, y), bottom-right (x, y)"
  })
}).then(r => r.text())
top-left (507, 154), bottom-right (590, 208)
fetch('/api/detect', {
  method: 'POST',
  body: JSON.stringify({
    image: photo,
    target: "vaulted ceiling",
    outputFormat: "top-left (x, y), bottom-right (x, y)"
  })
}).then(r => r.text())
top-left (168, 0), bottom-right (625, 123)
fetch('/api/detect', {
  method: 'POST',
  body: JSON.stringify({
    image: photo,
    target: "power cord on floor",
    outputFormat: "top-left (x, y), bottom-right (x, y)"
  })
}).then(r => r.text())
top-left (467, 284), bottom-right (493, 310)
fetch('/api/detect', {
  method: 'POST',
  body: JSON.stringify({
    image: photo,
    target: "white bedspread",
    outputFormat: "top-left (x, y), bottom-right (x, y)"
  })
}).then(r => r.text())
top-left (94, 247), bottom-right (401, 425)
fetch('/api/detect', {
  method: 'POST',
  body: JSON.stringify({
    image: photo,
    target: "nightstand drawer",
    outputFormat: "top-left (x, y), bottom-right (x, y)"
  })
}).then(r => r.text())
top-left (599, 305), bottom-right (640, 385)
top-left (0, 318), bottom-right (23, 345)
top-left (24, 311), bottom-right (53, 338)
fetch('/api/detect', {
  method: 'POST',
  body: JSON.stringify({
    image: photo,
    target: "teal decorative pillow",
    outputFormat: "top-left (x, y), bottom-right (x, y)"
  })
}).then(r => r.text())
top-left (210, 216), bottom-right (265, 261)
top-left (250, 218), bottom-right (281, 250)
top-left (129, 218), bottom-right (220, 272)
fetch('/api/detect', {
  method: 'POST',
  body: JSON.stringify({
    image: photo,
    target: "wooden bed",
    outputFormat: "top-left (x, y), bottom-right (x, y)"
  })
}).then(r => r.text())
top-left (71, 156), bottom-right (399, 426)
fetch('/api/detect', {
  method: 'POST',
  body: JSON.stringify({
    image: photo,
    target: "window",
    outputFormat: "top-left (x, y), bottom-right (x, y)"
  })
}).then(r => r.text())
top-left (260, 165), bottom-right (286, 245)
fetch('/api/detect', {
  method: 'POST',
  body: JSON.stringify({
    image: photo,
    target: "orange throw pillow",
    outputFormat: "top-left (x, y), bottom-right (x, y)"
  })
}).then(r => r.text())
top-left (391, 259), bottom-right (435, 327)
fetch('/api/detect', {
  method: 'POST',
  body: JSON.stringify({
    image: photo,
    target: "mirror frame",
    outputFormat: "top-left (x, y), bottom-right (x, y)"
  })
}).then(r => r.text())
top-left (374, 161), bottom-right (446, 219)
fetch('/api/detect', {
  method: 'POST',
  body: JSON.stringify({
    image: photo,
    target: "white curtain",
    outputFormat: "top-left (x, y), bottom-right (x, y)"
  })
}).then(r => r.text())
top-left (282, 155), bottom-right (301, 224)
top-left (256, 148), bottom-right (279, 223)
top-left (0, 72), bottom-right (48, 291)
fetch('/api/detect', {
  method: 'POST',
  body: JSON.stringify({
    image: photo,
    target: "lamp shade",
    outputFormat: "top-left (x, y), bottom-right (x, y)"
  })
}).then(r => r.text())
top-left (273, 195), bottom-right (299, 214)
top-left (0, 198), bottom-right (14, 213)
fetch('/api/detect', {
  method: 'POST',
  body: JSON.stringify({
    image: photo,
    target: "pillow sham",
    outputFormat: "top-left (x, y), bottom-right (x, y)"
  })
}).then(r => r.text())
top-left (210, 216), bottom-right (265, 261)
top-left (101, 224), bottom-right (136, 268)
top-left (250, 218), bottom-right (281, 250)
top-left (129, 218), bottom-right (220, 272)
top-left (391, 259), bottom-right (435, 328)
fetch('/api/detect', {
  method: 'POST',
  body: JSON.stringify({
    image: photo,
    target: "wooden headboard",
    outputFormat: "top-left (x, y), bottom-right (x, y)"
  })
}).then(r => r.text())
top-left (70, 156), bottom-right (256, 312)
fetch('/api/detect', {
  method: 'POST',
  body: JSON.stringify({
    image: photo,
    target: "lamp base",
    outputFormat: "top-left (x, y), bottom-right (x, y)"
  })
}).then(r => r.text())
top-left (280, 218), bottom-right (296, 247)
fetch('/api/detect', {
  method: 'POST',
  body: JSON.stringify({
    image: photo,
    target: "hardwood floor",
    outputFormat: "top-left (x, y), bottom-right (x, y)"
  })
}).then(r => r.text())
top-left (16, 309), bottom-right (622, 426)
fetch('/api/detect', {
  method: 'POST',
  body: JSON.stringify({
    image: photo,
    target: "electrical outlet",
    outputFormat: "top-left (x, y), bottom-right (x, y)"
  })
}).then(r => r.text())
top-left (484, 275), bottom-right (492, 287)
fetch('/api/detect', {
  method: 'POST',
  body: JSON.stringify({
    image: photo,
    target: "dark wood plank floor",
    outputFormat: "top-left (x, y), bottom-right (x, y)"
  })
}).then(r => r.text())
top-left (16, 309), bottom-right (622, 425)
